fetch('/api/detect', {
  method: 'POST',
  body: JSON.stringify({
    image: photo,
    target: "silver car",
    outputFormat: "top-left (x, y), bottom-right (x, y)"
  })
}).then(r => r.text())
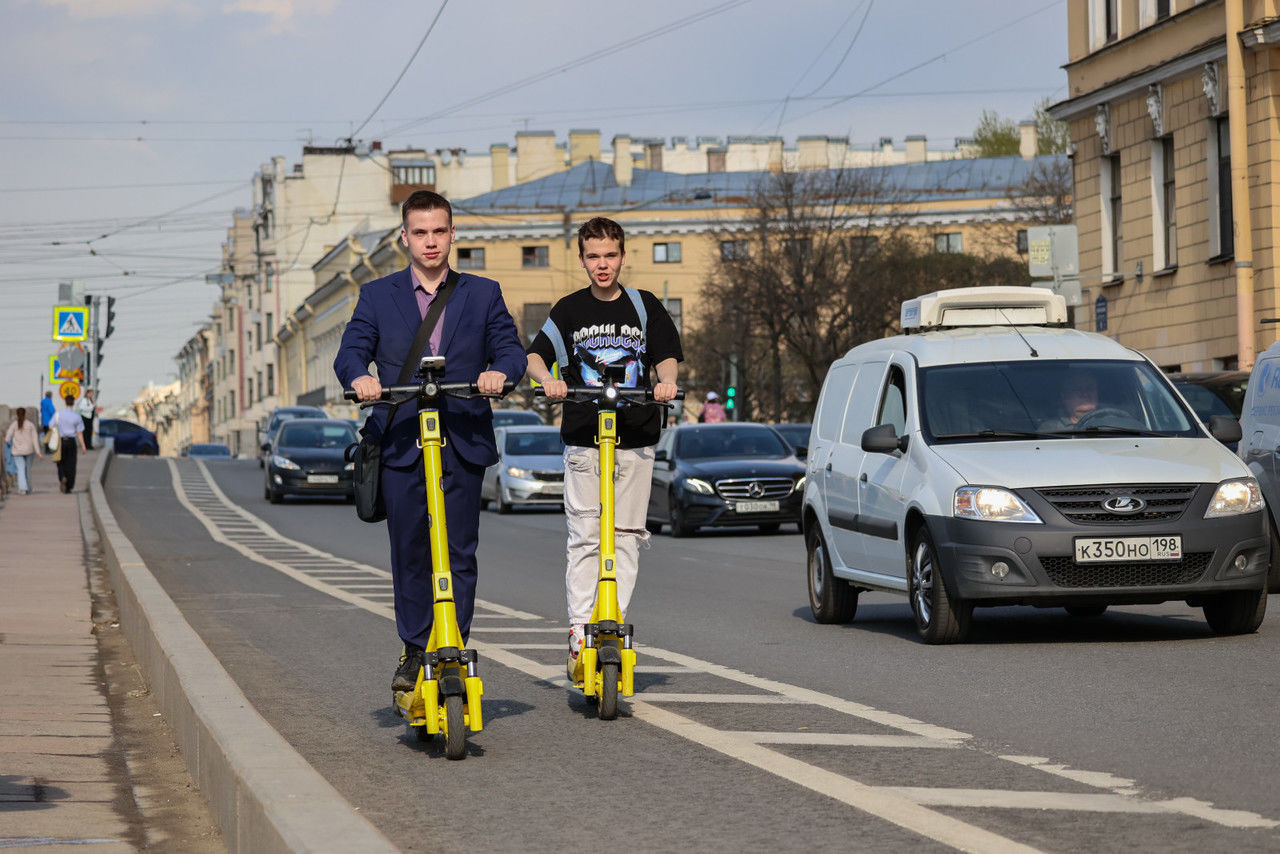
top-left (482, 426), bottom-right (566, 513)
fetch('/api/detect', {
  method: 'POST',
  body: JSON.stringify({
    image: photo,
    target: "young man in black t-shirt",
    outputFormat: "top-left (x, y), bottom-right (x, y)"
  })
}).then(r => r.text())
top-left (526, 217), bottom-right (682, 680)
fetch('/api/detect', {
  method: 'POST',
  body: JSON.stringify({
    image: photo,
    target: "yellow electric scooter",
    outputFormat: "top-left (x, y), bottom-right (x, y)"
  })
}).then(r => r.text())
top-left (346, 355), bottom-right (512, 759)
top-left (537, 375), bottom-right (683, 720)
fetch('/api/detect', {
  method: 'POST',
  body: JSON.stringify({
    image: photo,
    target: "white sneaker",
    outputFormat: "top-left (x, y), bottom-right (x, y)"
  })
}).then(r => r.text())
top-left (566, 627), bottom-right (584, 681)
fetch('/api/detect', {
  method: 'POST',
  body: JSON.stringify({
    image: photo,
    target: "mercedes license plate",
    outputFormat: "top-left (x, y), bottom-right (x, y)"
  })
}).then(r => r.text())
top-left (736, 500), bottom-right (779, 513)
top-left (307, 474), bottom-right (340, 484)
top-left (1074, 535), bottom-right (1182, 563)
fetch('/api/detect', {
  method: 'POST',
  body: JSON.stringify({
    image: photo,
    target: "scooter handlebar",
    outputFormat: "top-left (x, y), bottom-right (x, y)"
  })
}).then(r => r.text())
top-left (533, 385), bottom-right (684, 403)
top-left (344, 380), bottom-right (516, 404)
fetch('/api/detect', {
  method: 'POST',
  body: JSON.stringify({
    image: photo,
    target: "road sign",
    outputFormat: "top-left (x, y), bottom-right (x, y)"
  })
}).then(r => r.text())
top-left (59, 380), bottom-right (81, 400)
top-left (57, 343), bottom-right (85, 372)
top-left (52, 305), bottom-right (89, 342)
top-left (48, 356), bottom-right (84, 384)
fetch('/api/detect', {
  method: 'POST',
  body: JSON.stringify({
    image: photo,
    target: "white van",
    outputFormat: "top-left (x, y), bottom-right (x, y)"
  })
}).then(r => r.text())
top-left (804, 286), bottom-right (1267, 643)
top-left (1236, 340), bottom-right (1280, 592)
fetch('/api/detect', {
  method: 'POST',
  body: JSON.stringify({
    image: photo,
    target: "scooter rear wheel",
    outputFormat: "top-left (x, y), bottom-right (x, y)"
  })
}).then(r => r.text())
top-left (599, 662), bottom-right (619, 720)
top-left (444, 695), bottom-right (466, 760)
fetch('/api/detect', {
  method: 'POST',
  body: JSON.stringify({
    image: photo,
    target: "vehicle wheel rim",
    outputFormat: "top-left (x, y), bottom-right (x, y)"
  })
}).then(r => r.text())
top-left (912, 541), bottom-right (933, 625)
top-left (809, 538), bottom-right (825, 598)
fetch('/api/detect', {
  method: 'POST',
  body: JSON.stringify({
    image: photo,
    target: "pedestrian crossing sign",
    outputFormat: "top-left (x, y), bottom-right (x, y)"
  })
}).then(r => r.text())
top-left (53, 305), bottom-right (89, 342)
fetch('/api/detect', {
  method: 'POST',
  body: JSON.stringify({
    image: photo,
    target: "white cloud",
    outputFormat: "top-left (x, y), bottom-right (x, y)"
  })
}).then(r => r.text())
top-left (222, 0), bottom-right (340, 33)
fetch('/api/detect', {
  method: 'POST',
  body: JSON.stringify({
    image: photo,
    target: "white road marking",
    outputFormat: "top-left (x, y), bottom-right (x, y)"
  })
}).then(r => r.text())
top-left (170, 459), bottom-right (1280, 842)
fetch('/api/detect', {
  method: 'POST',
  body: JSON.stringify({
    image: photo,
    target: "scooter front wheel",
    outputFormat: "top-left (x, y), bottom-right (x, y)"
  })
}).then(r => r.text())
top-left (444, 695), bottom-right (466, 760)
top-left (599, 662), bottom-right (619, 720)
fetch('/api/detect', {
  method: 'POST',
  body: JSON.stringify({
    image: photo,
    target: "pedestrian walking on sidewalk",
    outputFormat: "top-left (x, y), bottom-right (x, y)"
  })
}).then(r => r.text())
top-left (4, 407), bottom-right (42, 494)
top-left (39, 391), bottom-right (55, 453)
top-left (52, 394), bottom-right (86, 493)
top-left (76, 390), bottom-right (97, 450)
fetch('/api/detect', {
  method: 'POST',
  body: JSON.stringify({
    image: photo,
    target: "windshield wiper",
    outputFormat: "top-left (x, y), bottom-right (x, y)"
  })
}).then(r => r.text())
top-left (933, 429), bottom-right (1066, 441)
top-left (1046, 427), bottom-right (1175, 438)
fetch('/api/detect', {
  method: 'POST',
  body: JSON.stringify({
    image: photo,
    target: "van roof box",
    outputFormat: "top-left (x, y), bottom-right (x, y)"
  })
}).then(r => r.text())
top-left (901, 286), bottom-right (1068, 332)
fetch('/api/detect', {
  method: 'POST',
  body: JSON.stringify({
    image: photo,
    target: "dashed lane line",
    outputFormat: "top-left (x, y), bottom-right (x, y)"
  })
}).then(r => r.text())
top-left (164, 458), bottom-right (1280, 846)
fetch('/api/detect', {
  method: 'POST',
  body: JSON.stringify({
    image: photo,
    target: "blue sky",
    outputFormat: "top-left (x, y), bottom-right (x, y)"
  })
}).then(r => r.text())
top-left (0, 0), bottom-right (1067, 408)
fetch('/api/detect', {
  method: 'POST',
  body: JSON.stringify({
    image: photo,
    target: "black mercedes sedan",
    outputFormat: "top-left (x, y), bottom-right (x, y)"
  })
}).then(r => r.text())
top-left (646, 422), bottom-right (806, 536)
top-left (263, 418), bottom-right (357, 503)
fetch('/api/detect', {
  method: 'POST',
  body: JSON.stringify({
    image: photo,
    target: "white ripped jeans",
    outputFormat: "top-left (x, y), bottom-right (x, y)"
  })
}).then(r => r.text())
top-left (562, 444), bottom-right (655, 631)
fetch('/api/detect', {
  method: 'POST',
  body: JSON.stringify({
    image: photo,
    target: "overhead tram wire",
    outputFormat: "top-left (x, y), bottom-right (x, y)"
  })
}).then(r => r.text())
top-left (766, 0), bottom-right (874, 134)
top-left (380, 0), bottom-right (753, 139)
top-left (348, 0), bottom-right (450, 141)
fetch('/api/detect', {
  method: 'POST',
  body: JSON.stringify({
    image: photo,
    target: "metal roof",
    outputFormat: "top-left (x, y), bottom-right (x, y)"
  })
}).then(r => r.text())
top-left (453, 155), bottom-right (1068, 214)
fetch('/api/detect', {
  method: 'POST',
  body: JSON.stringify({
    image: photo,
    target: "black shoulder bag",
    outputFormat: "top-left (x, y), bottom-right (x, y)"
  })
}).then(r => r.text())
top-left (348, 271), bottom-right (460, 522)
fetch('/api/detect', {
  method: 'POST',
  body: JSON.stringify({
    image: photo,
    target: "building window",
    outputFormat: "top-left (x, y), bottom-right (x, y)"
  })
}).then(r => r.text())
top-left (266, 313), bottom-right (273, 342)
top-left (1105, 0), bottom-right (1118, 42)
top-left (1016, 229), bottom-right (1029, 254)
top-left (653, 242), bottom-right (682, 263)
top-left (933, 232), bottom-right (963, 254)
top-left (1156, 0), bottom-right (1170, 21)
top-left (246, 378), bottom-right (253, 404)
top-left (255, 322), bottom-right (262, 350)
top-left (264, 264), bottom-right (274, 293)
top-left (664, 297), bottom-right (683, 333)
top-left (392, 164), bottom-right (436, 186)
top-left (849, 235), bottom-right (879, 258)
top-left (720, 240), bottom-right (748, 261)
top-left (1215, 117), bottom-right (1233, 258)
top-left (522, 245), bottom-right (549, 268)
top-left (784, 237), bottom-right (812, 261)
top-left (1151, 136), bottom-right (1177, 269)
top-left (522, 302), bottom-right (551, 343)
top-left (256, 371), bottom-right (264, 402)
top-left (457, 247), bottom-right (485, 269)
top-left (230, 390), bottom-right (236, 414)
top-left (1102, 154), bottom-right (1122, 276)
top-left (267, 364), bottom-right (275, 396)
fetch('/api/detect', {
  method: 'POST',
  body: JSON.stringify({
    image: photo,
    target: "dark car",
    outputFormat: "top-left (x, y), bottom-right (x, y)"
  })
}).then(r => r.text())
top-left (492, 409), bottom-right (543, 428)
top-left (263, 418), bottom-right (357, 503)
top-left (646, 422), bottom-right (806, 536)
top-left (97, 418), bottom-right (159, 455)
top-left (1167, 371), bottom-right (1249, 451)
top-left (771, 423), bottom-right (812, 458)
top-left (186, 443), bottom-right (232, 459)
top-left (258, 406), bottom-right (327, 467)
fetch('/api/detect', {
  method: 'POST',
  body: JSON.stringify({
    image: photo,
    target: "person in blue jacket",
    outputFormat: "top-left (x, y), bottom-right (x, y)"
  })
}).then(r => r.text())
top-left (334, 190), bottom-right (527, 691)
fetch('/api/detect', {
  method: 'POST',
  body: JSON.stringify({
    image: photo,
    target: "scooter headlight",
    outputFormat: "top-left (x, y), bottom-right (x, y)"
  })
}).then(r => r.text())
top-left (1205, 478), bottom-right (1264, 518)
top-left (684, 477), bottom-right (715, 495)
top-left (954, 486), bottom-right (1041, 523)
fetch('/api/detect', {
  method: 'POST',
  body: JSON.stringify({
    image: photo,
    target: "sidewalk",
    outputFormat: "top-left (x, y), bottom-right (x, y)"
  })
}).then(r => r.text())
top-left (0, 451), bottom-right (137, 849)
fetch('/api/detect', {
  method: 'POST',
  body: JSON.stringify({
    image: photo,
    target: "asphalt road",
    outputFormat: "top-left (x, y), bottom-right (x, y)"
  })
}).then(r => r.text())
top-left (105, 456), bottom-right (1280, 853)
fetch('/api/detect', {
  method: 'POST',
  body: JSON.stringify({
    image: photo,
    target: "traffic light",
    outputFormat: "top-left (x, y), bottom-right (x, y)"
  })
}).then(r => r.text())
top-left (95, 336), bottom-right (105, 367)
top-left (725, 386), bottom-right (736, 410)
top-left (104, 296), bottom-right (117, 340)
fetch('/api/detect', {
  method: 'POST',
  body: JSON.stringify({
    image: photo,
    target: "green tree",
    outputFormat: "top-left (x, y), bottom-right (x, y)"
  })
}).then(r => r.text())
top-left (971, 109), bottom-right (1020, 158)
top-left (1034, 97), bottom-right (1071, 154)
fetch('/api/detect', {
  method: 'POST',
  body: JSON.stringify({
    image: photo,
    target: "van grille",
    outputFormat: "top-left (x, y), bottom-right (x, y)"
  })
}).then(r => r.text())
top-left (1035, 484), bottom-right (1198, 524)
top-left (1040, 553), bottom-right (1211, 587)
top-left (715, 477), bottom-right (795, 500)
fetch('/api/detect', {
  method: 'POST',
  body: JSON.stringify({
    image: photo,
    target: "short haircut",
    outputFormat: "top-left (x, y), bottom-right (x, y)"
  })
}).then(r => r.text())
top-left (578, 216), bottom-right (625, 255)
top-left (64, 395), bottom-right (75, 406)
top-left (401, 190), bottom-right (452, 227)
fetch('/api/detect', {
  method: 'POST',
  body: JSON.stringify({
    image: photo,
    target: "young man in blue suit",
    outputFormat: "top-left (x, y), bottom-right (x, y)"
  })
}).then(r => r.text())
top-left (335, 190), bottom-right (527, 691)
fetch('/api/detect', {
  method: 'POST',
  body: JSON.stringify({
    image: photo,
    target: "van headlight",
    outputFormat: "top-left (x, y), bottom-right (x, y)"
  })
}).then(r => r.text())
top-left (684, 477), bottom-right (715, 495)
top-left (954, 486), bottom-right (1042, 523)
top-left (1205, 478), bottom-right (1264, 518)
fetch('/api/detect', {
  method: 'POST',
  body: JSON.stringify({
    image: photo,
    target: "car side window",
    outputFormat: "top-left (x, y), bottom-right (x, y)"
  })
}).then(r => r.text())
top-left (816, 364), bottom-right (858, 441)
top-left (841, 362), bottom-right (887, 445)
top-left (876, 366), bottom-right (908, 435)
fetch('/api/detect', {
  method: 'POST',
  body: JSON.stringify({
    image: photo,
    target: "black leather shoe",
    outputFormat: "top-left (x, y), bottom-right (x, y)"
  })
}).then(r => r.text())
top-left (392, 644), bottom-right (425, 692)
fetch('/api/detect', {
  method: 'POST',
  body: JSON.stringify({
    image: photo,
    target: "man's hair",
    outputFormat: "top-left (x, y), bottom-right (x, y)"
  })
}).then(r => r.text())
top-left (577, 216), bottom-right (625, 255)
top-left (401, 190), bottom-right (452, 227)
top-left (44, 391), bottom-right (52, 398)
top-left (64, 394), bottom-right (75, 406)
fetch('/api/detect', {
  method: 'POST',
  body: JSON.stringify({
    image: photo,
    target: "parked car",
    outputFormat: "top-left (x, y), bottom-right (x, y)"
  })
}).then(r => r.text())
top-left (646, 422), bottom-right (805, 537)
top-left (258, 406), bottom-right (326, 467)
top-left (1235, 350), bottom-right (1280, 592)
top-left (1166, 371), bottom-right (1249, 421)
top-left (481, 426), bottom-right (566, 513)
top-left (262, 418), bottom-right (357, 503)
top-left (804, 286), bottom-right (1265, 644)
top-left (97, 418), bottom-right (159, 456)
top-left (185, 443), bottom-right (232, 459)
top-left (492, 409), bottom-right (544, 428)
top-left (772, 423), bottom-right (812, 458)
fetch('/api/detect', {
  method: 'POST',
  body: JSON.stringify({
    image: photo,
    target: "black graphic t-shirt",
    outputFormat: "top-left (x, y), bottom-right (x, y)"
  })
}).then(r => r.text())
top-left (528, 286), bottom-right (683, 449)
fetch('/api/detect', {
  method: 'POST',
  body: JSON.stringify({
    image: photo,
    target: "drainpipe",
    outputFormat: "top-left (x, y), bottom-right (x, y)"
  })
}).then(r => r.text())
top-left (1227, 0), bottom-right (1256, 368)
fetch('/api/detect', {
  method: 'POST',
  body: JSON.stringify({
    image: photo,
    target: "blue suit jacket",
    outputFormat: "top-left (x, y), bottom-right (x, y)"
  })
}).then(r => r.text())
top-left (333, 267), bottom-right (527, 469)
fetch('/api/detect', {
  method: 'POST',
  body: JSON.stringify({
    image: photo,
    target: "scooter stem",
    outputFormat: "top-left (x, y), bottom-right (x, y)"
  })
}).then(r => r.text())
top-left (592, 406), bottom-right (621, 624)
top-left (419, 408), bottom-right (462, 651)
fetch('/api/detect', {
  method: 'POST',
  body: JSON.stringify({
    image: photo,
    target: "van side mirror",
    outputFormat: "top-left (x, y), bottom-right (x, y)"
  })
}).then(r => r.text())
top-left (794, 446), bottom-right (808, 460)
top-left (861, 423), bottom-right (909, 454)
top-left (1208, 415), bottom-right (1242, 444)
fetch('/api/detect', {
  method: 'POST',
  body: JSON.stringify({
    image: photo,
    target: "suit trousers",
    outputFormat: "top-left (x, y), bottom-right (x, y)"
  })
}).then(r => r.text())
top-left (380, 438), bottom-right (485, 649)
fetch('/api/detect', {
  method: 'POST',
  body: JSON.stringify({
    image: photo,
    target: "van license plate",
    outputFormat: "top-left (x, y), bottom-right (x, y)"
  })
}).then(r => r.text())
top-left (1074, 536), bottom-right (1182, 563)
top-left (736, 500), bottom-right (779, 513)
top-left (307, 474), bottom-right (339, 484)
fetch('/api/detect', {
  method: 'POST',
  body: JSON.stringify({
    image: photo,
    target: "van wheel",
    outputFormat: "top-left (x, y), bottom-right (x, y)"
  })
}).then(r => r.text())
top-left (1203, 588), bottom-right (1267, 635)
top-left (807, 528), bottom-right (857, 623)
top-left (1267, 516), bottom-right (1280, 594)
top-left (908, 527), bottom-right (971, 644)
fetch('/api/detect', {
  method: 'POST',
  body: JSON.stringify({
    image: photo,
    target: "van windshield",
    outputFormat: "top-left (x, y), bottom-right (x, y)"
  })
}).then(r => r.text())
top-left (919, 360), bottom-right (1200, 443)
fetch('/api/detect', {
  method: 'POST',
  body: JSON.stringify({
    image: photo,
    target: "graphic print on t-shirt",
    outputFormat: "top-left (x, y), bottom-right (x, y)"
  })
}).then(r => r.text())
top-left (571, 321), bottom-right (645, 387)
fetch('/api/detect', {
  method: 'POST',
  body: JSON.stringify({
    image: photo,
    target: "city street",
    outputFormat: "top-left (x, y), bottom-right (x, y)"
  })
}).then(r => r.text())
top-left (103, 455), bottom-right (1280, 852)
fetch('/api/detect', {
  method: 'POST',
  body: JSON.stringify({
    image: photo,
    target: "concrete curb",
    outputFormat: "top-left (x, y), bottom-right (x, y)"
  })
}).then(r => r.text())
top-left (88, 450), bottom-right (399, 854)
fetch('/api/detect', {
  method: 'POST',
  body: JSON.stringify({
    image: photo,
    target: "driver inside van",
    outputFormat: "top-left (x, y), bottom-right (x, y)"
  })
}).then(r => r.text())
top-left (1042, 373), bottom-right (1099, 430)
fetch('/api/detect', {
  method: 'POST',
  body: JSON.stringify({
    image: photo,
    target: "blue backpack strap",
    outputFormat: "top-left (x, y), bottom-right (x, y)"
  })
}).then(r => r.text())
top-left (623, 286), bottom-right (647, 333)
top-left (540, 316), bottom-right (569, 374)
